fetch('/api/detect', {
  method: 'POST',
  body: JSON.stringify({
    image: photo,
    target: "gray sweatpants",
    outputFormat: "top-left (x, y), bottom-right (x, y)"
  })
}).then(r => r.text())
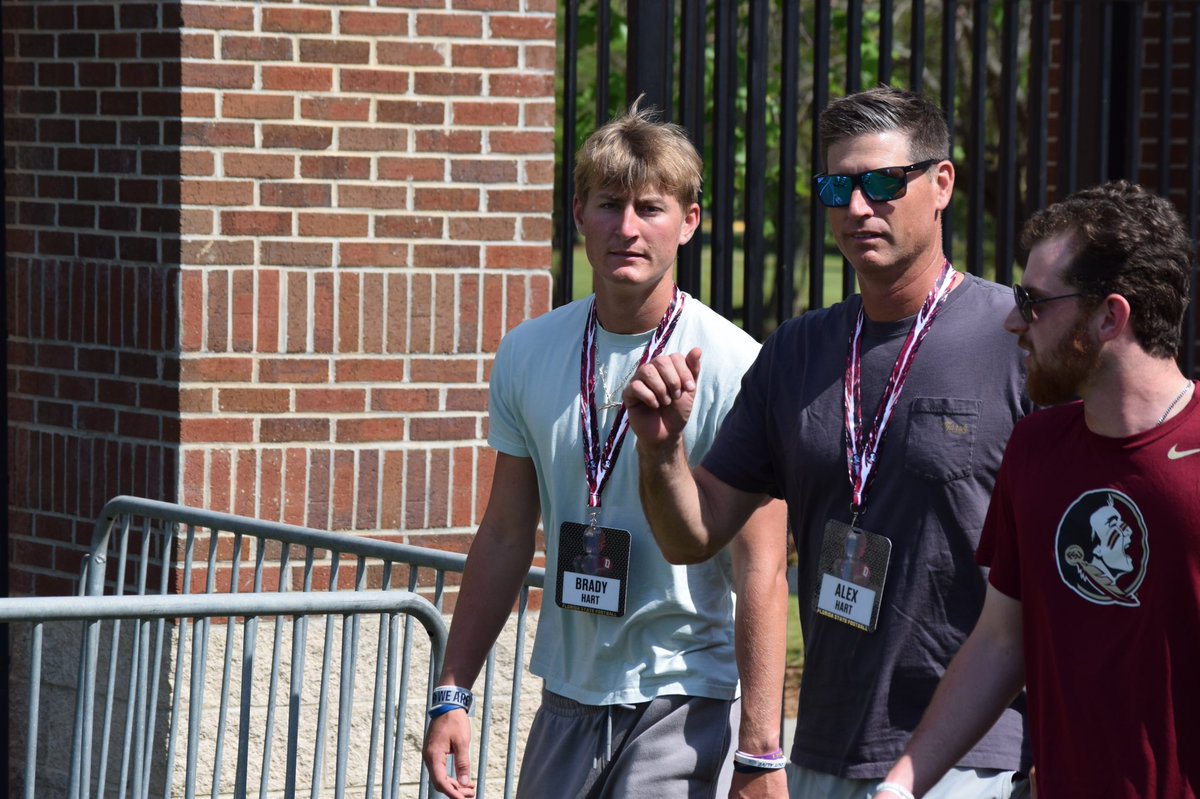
top-left (515, 689), bottom-right (740, 799)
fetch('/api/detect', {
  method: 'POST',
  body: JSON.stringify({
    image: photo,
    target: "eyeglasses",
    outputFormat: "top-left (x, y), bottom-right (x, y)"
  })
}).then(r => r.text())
top-left (1012, 283), bottom-right (1084, 324)
top-left (813, 159), bottom-right (942, 208)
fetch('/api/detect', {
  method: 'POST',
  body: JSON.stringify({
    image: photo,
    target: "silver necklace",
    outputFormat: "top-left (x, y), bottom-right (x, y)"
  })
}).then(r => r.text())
top-left (1156, 380), bottom-right (1194, 425)
top-left (597, 361), bottom-right (639, 410)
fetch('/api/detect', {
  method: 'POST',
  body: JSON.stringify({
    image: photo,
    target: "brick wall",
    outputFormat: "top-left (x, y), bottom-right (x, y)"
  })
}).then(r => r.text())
top-left (5, 0), bottom-right (557, 596)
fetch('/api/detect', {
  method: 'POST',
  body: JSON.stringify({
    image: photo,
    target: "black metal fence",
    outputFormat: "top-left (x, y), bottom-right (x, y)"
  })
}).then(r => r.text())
top-left (554, 0), bottom-right (1200, 375)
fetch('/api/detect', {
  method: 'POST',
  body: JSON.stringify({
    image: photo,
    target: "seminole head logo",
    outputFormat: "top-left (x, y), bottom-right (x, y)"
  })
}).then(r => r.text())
top-left (1055, 489), bottom-right (1148, 607)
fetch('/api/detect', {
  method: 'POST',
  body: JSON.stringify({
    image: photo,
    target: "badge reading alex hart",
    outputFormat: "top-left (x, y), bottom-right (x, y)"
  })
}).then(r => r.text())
top-left (555, 521), bottom-right (631, 617)
top-left (813, 519), bottom-right (891, 632)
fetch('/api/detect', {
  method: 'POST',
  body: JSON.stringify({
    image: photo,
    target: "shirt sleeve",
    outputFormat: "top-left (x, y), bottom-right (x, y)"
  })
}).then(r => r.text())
top-left (486, 331), bottom-right (532, 458)
top-left (976, 432), bottom-right (1024, 600)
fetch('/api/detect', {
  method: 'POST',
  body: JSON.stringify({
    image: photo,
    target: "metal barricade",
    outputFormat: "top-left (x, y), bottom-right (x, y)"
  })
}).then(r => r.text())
top-left (8, 495), bottom-right (545, 799)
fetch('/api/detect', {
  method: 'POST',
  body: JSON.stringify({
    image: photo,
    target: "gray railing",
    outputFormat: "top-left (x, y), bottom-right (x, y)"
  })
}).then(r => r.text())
top-left (7, 495), bottom-right (545, 799)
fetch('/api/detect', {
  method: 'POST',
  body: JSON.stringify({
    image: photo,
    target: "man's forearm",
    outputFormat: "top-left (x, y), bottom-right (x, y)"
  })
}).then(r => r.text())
top-left (636, 437), bottom-right (721, 564)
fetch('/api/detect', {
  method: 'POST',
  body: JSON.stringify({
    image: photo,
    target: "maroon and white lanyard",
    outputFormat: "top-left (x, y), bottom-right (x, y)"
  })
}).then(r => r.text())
top-left (580, 287), bottom-right (686, 518)
top-left (844, 261), bottom-right (955, 523)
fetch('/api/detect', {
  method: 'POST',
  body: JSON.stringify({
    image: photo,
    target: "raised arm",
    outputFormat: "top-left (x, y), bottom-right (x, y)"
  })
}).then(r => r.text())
top-left (422, 453), bottom-right (542, 799)
top-left (624, 348), bottom-right (771, 563)
top-left (876, 585), bottom-right (1026, 798)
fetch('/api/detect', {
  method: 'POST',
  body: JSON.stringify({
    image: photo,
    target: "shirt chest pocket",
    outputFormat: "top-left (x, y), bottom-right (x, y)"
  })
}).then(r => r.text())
top-left (903, 397), bottom-right (981, 482)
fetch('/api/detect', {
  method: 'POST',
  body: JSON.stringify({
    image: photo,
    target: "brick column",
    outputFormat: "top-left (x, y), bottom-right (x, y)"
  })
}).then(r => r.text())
top-left (5, 0), bottom-right (557, 595)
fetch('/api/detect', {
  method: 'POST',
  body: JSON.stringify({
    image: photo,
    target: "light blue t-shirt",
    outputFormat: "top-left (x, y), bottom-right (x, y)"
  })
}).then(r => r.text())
top-left (488, 292), bottom-right (760, 705)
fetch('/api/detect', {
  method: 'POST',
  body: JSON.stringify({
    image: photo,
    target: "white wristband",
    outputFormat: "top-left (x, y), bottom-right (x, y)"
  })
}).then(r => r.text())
top-left (873, 782), bottom-right (916, 799)
top-left (732, 749), bottom-right (788, 770)
top-left (431, 685), bottom-right (474, 714)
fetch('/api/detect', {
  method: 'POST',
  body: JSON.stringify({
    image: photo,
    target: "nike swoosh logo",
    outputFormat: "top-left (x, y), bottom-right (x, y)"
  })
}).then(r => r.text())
top-left (1167, 444), bottom-right (1200, 460)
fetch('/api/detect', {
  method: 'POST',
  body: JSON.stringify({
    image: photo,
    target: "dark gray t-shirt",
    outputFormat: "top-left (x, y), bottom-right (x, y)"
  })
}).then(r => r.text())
top-left (703, 273), bottom-right (1032, 778)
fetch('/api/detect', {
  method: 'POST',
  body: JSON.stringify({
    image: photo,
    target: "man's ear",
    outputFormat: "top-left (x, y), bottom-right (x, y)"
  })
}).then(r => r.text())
top-left (933, 160), bottom-right (955, 212)
top-left (573, 195), bottom-right (585, 230)
top-left (1095, 293), bottom-right (1132, 344)
top-left (679, 202), bottom-right (701, 246)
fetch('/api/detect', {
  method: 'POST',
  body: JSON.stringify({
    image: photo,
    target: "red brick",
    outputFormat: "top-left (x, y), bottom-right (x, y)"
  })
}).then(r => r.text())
top-left (295, 388), bottom-right (367, 413)
top-left (340, 10), bottom-right (409, 36)
top-left (409, 357), bottom-right (480, 383)
top-left (497, 14), bottom-right (558, 40)
top-left (262, 66), bottom-right (333, 93)
top-left (525, 102), bottom-right (556, 127)
top-left (414, 129), bottom-right (481, 154)
top-left (339, 243), bottom-right (409, 268)
top-left (181, 417), bottom-right (254, 443)
top-left (180, 387), bottom-right (214, 413)
top-left (451, 159), bottom-right (518, 183)
top-left (491, 130), bottom-right (554, 154)
top-left (230, 268), bottom-right (255, 352)
top-left (182, 121), bottom-right (255, 148)
top-left (526, 44), bottom-right (556, 71)
top-left (377, 100), bottom-right (445, 125)
top-left (340, 185), bottom-right (409, 210)
top-left (490, 73), bottom-right (555, 98)
top-left (283, 448), bottom-right (307, 526)
top-left (181, 91), bottom-right (216, 118)
top-left (261, 418), bottom-right (330, 443)
top-left (259, 358), bottom-right (331, 383)
top-left (339, 127), bottom-right (409, 151)
top-left (410, 416), bottom-right (476, 442)
top-left (415, 13), bottom-right (483, 37)
top-left (378, 41), bottom-right (445, 66)
top-left (452, 101), bottom-right (520, 126)
top-left (298, 213), bottom-right (368, 238)
top-left (218, 388), bottom-right (289, 414)
top-left (222, 35), bottom-right (292, 61)
top-left (446, 387), bottom-right (488, 412)
top-left (183, 4), bottom-right (253, 30)
top-left (261, 183), bottom-right (331, 208)
top-left (522, 216), bottom-right (553, 240)
top-left (286, 272), bottom-right (308, 352)
top-left (300, 39), bottom-right (369, 64)
top-left (452, 0), bottom-right (521, 8)
top-left (181, 62), bottom-right (254, 89)
top-left (222, 93), bottom-right (294, 119)
top-left (336, 359), bottom-right (406, 383)
top-left (316, 280), bottom-right (336, 355)
top-left (206, 269), bottom-right (230, 351)
top-left (375, 214), bottom-right (442, 239)
top-left (257, 269), bottom-right (280, 353)
top-left (181, 31), bottom-right (215, 58)
top-left (180, 356), bottom-right (254, 382)
top-left (300, 97), bottom-right (369, 122)
top-left (371, 388), bottom-right (439, 412)
top-left (221, 210), bottom-right (291, 237)
top-left (182, 180), bottom-right (254, 206)
top-left (306, 449), bottom-right (331, 530)
top-left (414, 187), bottom-right (479, 212)
top-left (299, 156), bottom-right (370, 180)
top-left (182, 238), bottom-right (253, 266)
top-left (336, 418), bottom-right (406, 443)
top-left (225, 153), bottom-right (295, 179)
top-left (378, 157), bottom-right (444, 182)
top-left (452, 44), bottom-right (518, 69)
top-left (525, 158), bottom-right (555, 184)
top-left (413, 72), bottom-right (482, 96)
top-left (262, 8), bottom-right (332, 33)
top-left (261, 241), bottom-right (332, 267)
top-left (260, 449), bottom-right (283, 521)
top-left (356, 450), bottom-right (380, 529)
top-left (338, 274), bottom-right (361, 352)
top-left (458, 274), bottom-right (480, 353)
top-left (414, 244), bottom-right (480, 269)
top-left (262, 124), bottom-right (333, 150)
top-left (339, 69), bottom-right (408, 95)
top-left (331, 449), bottom-right (355, 529)
top-left (488, 188), bottom-right (552, 213)
top-left (487, 245), bottom-right (551, 269)
top-left (449, 216), bottom-right (515, 241)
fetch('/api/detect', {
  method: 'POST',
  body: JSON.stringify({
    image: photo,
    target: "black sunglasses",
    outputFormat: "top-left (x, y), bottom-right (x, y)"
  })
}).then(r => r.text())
top-left (1012, 283), bottom-right (1084, 324)
top-left (813, 159), bottom-right (942, 208)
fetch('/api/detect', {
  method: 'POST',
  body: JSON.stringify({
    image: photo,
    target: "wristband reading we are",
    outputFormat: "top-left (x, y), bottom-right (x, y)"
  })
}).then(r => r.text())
top-left (427, 685), bottom-right (474, 719)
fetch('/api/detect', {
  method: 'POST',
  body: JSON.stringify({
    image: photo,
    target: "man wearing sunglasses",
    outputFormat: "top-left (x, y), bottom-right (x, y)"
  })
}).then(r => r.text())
top-left (623, 86), bottom-right (1032, 798)
top-left (875, 180), bottom-right (1199, 798)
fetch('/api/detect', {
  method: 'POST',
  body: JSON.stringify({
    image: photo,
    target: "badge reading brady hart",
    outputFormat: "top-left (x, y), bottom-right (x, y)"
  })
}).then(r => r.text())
top-left (813, 519), bottom-right (891, 632)
top-left (556, 521), bottom-right (631, 617)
